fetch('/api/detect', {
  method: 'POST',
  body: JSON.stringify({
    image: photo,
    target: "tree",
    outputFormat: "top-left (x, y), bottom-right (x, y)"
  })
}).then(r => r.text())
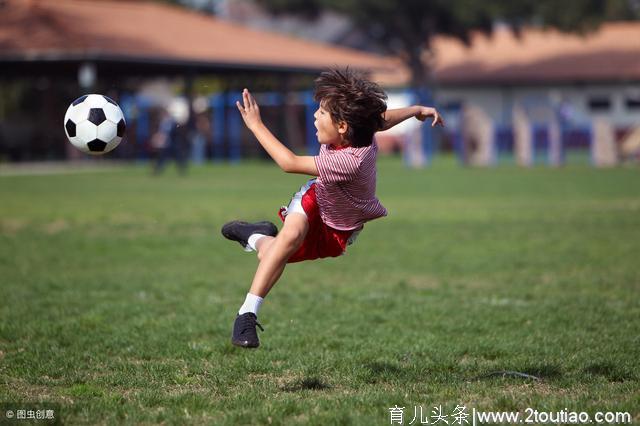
top-left (258, 0), bottom-right (640, 96)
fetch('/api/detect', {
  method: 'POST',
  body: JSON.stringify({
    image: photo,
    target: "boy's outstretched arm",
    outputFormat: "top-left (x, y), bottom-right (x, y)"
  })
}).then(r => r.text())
top-left (381, 105), bottom-right (445, 131)
top-left (236, 88), bottom-right (318, 176)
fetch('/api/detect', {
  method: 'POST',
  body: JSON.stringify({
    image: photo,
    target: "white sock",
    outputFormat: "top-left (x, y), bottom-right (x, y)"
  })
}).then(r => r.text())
top-left (247, 233), bottom-right (267, 251)
top-left (238, 293), bottom-right (264, 316)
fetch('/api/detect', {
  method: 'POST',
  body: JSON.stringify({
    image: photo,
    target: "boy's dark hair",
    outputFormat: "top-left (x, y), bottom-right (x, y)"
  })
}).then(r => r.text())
top-left (314, 68), bottom-right (387, 148)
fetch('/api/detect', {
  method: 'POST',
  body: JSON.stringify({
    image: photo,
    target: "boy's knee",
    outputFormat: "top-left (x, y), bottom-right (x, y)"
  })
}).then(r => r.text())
top-left (274, 213), bottom-right (308, 253)
top-left (279, 219), bottom-right (307, 248)
top-left (279, 227), bottom-right (305, 247)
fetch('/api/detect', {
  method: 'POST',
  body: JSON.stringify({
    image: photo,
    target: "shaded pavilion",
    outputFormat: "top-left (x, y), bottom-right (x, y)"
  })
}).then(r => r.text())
top-left (0, 0), bottom-right (391, 160)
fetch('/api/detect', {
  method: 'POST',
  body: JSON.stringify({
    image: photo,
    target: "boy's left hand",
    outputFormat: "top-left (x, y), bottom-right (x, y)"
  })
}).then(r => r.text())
top-left (416, 106), bottom-right (445, 127)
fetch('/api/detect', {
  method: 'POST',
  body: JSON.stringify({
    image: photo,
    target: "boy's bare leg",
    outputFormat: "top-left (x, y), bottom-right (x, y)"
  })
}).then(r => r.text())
top-left (255, 236), bottom-right (275, 259)
top-left (230, 214), bottom-right (306, 348)
top-left (249, 213), bottom-right (308, 297)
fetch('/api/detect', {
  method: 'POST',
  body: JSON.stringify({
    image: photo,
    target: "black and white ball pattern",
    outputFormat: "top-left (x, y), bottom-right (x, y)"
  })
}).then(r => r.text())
top-left (64, 94), bottom-right (126, 155)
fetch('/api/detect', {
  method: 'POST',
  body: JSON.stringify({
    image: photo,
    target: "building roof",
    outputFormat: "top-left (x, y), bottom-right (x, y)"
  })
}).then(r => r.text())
top-left (0, 0), bottom-right (391, 75)
top-left (374, 22), bottom-right (640, 87)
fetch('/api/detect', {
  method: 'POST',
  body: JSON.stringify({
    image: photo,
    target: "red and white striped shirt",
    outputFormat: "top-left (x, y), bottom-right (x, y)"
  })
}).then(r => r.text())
top-left (313, 141), bottom-right (387, 231)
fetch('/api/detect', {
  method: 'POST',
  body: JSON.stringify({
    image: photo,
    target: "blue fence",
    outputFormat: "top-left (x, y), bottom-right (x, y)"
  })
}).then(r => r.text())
top-left (122, 91), bottom-right (322, 162)
top-left (119, 90), bottom-right (595, 167)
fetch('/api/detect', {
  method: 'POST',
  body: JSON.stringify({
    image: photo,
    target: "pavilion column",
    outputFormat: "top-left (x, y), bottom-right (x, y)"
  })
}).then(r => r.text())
top-left (179, 70), bottom-right (197, 168)
top-left (184, 70), bottom-right (196, 133)
top-left (279, 73), bottom-right (299, 151)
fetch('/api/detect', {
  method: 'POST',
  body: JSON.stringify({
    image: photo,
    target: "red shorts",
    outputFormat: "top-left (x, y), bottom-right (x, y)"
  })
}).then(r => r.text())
top-left (278, 182), bottom-right (359, 263)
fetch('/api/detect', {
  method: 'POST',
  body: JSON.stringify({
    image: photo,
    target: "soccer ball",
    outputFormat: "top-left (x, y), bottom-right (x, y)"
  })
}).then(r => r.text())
top-left (64, 94), bottom-right (126, 155)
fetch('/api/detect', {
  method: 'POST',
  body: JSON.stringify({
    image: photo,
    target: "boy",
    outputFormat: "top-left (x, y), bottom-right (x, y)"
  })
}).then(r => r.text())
top-left (223, 69), bottom-right (444, 348)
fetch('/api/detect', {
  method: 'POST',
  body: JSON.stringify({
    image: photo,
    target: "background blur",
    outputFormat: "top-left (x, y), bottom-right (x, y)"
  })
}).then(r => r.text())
top-left (1, 0), bottom-right (639, 168)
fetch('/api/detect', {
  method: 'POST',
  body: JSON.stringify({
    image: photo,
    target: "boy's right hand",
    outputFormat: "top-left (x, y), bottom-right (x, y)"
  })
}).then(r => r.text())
top-left (236, 88), bottom-right (263, 131)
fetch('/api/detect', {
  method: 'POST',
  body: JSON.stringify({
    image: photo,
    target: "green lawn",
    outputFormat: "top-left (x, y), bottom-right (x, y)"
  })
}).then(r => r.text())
top-left (1, 156), bottom-right (639, 425)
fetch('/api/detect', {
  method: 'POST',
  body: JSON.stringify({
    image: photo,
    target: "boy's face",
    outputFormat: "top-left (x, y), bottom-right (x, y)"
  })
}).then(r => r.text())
top-left (313, 103), bottom-right (347, 146)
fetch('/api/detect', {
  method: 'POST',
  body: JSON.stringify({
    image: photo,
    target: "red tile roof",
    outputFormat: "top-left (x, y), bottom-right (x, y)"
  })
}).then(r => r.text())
top-left (0, 0), bottom-right (391, 73)
top-left (374, 22), bottom-right (640, 87)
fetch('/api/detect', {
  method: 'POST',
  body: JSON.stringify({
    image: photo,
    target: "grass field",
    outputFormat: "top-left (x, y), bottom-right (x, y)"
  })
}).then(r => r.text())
top-left (1, 156), bottom-right (639, 425)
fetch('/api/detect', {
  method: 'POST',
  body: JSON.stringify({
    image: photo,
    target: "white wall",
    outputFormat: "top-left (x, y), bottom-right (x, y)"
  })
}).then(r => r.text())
top-left (435, 83), bottom-right (640, 128)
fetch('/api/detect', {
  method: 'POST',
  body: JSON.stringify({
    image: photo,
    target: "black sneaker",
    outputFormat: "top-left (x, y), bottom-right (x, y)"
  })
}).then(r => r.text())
top-left (221, 221), bottom-right (278, 251)
top-left (231, 312), bottom-right (264, 348)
